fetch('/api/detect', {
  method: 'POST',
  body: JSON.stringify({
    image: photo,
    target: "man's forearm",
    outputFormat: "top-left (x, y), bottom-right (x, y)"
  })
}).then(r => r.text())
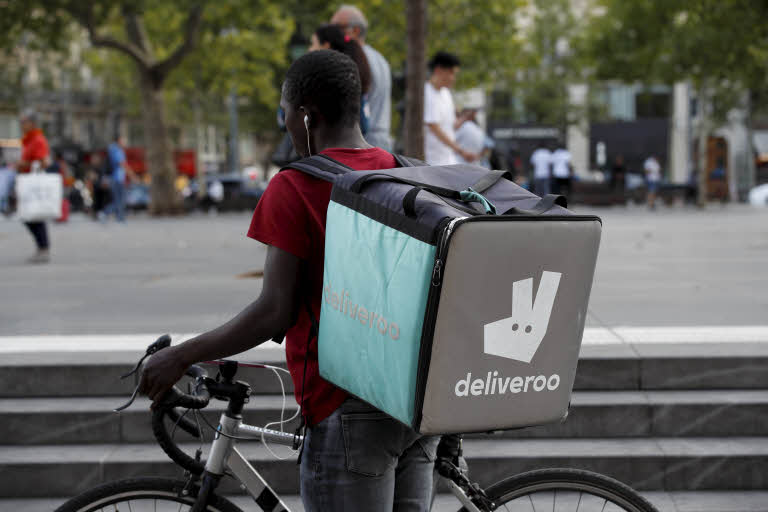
top-left (176, 297), bottom-right (291, 366)
top-left (427, 123), bottom-right (461, 153)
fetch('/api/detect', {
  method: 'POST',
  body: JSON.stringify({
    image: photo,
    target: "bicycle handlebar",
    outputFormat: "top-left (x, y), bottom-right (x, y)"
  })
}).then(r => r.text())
top-left (121, 335), bottom-right (296, 475)
top-left (157, 364), bottom-right (212, 410)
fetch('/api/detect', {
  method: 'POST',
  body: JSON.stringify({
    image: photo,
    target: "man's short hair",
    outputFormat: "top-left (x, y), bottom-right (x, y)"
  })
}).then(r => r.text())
top-left (336, 4), bottom-right (368, 37)
top-left (428, 51), bottom-right (461, 71)
top-left (283, 49), bottom-right (361, 127)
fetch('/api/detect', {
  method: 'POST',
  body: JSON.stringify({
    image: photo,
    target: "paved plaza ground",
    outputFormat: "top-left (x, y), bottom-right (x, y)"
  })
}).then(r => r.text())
top-left (1, 203), bottom-right (767, 336)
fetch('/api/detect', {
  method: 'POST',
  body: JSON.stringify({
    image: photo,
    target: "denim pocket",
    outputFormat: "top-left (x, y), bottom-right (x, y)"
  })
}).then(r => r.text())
top-left (341, 411), bottom-right (403, 477)
top-left (416, 435), bottom-right (439, 462)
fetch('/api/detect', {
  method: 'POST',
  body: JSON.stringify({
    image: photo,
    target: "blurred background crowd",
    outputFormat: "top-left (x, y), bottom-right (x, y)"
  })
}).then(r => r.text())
top-left (1, 0), bottom-right (767, 219)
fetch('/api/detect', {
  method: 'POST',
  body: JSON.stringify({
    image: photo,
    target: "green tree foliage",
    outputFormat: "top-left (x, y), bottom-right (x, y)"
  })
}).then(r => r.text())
top-left (586, 0), bottom-right (768, 121)
top-left (0, 0), bottom-right (292, 213)
top-left (586, 0), bottom-right (768, 204)
top-left (279, 0), bottom-right (524, 88)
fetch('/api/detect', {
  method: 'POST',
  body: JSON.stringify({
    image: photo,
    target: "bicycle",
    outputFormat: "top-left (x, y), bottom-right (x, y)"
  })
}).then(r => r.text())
top-left (55, 335), bottom-right (659, 512)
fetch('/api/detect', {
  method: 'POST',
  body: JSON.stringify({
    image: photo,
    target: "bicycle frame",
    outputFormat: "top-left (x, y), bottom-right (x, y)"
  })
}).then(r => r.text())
top-left (203, 412), bottom-right (298, 511)
top-left (204, 412), bottom-right (485, 512)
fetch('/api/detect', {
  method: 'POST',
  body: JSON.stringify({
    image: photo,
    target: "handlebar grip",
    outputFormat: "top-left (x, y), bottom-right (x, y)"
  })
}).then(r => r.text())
top-left (151, 364), bottom-right (211, 474)
top-left (158, 365), bottom-right (210, 410)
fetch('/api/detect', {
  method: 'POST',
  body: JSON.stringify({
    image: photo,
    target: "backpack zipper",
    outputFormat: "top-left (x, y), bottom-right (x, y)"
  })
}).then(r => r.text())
top-left (413, 216), bottom-right (465, 429)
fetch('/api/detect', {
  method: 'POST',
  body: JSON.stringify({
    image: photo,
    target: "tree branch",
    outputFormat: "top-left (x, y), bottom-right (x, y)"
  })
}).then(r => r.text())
top-left (123, 5), bottom-right (154, 59)
top-left (68, 4), bottom-right (149, 69)
top-left (90, 34), bottom-right (150, 68)
top-left (151, 2), bottom-right (205, 84)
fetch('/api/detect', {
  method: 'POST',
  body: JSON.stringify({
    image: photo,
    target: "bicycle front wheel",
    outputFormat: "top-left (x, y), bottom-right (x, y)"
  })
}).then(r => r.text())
top-left (54, 477), bottom-right (243, 512)
top-left (460, 468), bottom-right (658, 512)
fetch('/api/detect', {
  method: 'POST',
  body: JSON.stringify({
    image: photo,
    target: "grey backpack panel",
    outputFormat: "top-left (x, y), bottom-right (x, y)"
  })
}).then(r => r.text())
top-left (417, 218), bottom-right (602, 434)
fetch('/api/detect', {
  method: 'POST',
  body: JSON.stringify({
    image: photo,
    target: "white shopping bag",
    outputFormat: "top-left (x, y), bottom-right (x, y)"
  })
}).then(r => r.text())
top-left (15, 173), bottom-right (63, 221)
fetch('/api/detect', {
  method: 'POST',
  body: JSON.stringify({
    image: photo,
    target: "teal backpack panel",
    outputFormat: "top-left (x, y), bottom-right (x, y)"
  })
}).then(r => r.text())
top-left (318, 201), bottom-right (436, 426)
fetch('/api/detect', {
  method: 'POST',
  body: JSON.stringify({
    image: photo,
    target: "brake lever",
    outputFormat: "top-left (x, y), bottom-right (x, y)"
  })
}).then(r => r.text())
top-left (119, 334), bottom-right (172, 380)
top-left (114, 380), bottom-right (141, 412)
top-left (114, 334), bottom-right (172, 412)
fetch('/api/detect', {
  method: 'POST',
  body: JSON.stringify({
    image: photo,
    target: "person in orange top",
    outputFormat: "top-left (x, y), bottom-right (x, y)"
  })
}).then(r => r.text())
top-left (17, 110), bottom-right (52, 263)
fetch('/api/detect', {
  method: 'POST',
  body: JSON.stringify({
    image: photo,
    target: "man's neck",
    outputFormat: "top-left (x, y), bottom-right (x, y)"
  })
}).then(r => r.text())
top-left (313, 126), bottom-right (372, 154)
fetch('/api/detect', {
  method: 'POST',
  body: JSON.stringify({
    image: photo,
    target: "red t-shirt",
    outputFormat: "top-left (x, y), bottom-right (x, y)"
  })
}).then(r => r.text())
top-left (247, 147), bottom-right (397, 426)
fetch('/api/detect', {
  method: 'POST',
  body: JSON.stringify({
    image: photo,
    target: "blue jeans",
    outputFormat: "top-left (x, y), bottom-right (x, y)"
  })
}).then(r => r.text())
top-left (300, 398), bottom-right (440, 511)
top-left (104, 179), bottom-right (126, 221)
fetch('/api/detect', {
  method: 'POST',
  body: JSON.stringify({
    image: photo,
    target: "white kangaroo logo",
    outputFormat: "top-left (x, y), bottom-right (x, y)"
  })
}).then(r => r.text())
top-left (483, 271), bottom-right (561, 363)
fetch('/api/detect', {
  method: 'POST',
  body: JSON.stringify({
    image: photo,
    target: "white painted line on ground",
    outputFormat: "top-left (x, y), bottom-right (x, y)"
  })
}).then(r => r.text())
top-left (0, 334), bottom-right (285, 354)
top-left (613, 326), bottom-right (768, 343)
top-left (1, 326), bottom-right (768, 354)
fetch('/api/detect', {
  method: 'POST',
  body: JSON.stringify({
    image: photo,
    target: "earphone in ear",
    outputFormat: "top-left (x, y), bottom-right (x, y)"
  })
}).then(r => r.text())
top-left (302, 112), bottom-right (312, 156)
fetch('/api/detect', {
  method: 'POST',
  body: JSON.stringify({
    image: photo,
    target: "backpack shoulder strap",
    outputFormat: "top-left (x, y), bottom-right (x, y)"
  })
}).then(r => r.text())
top-left (280, 154), bottom-right (352, 183)
top-left (393, 154), bottom-right (426, 168)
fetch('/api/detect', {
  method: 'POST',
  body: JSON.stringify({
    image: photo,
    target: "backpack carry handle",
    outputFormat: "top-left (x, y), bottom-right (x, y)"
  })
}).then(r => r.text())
top-left (402, 186), bottom-right (482, 218)
top-left (503, 194), bottom-right (567, 215)
top-left (459, 188), bottom-right (497, 214)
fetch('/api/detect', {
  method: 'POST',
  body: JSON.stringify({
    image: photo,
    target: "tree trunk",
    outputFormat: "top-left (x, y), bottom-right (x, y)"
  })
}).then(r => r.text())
top-left (403, 0), bottom-right (427, 160)
top-left (139, 72), bottom-right (182, 215)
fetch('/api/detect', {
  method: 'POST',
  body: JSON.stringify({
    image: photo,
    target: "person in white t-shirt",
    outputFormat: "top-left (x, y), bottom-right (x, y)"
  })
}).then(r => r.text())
top-left (530, 144), bottom-right (553, 195)
top-left (643, 155), bottom-right (662, 210)
top-left (455, 109), bottom-right (494, 168)
top-left (551, 145), bottom-right (572, 197)
top-left (423, 52), bottom-right (478, 165)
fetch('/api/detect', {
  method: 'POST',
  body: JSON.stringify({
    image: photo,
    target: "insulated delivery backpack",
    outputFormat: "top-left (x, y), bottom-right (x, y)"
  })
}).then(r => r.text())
top-left (287, 154), bottom-right (601, 435)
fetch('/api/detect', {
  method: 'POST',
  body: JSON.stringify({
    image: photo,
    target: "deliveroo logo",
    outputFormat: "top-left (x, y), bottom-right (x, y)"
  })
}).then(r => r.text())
top-left (483, 271), bottom-right (562, 363)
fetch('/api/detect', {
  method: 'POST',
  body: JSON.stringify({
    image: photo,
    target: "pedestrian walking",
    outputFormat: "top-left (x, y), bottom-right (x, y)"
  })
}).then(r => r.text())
top-left (610, 154), bottom-right (627, 201)
top-left (102, 135), bottom-right (129, 222)
top-left (551, 143), bottom-right (573, 197)
top-left (139, 50), bottom-right (439, 512)
top-left (88, 153), bottom-right (111, 218)
top-left (309, 23), bottom-right (372, 135)
top-left (423, 51), bottom-right (477, 165)
top-left (530, 142), bottom-right (553, 196)
top-left (643, 154), bottom-right (662, 210)
top-left (332, 5), bottom-right (393, 151)
top-left (0, 148), bottom-right (15, 215)
top-left (17, 110), bottom-right (51, 263)
top-left (455, 108), bottom-right (494, 168)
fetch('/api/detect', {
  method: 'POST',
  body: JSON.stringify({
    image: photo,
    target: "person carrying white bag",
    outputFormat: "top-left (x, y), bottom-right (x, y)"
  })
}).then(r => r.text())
top-left (15, 109), bottom-right (59, 264)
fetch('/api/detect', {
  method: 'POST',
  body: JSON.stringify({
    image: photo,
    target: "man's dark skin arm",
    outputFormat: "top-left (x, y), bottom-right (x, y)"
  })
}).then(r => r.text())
top-left (139, 245), bottom-right (302, 404)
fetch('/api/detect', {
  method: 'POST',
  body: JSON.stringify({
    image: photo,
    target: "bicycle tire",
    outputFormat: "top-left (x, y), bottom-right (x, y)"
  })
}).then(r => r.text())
top-left (54, 476), bottom-right (243, 512)
top-left (458, 468), bottom-right (659, 512)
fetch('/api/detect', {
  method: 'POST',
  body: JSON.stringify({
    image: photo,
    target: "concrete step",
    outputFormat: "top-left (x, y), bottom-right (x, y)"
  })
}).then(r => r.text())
top-left (6, 492), bottom-right (768, 512)
top-left (3, 390), bottom-right (767, 445)
top-left (0, 350), bottom-right (290, 398)
top-left (2, 437), bottom-right (768, 497)
top-left (2, 342), bottom-right (768, 397)
top-left (0, 395), bottom-right (301, 445)
top-left (6, 343), bottom-right (768, 398)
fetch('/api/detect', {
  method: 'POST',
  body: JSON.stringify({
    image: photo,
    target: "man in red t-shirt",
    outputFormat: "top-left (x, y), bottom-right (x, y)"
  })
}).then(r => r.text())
top-left (141, 50), bottom-right (438, 510)
top-left (17, 110), bottom-right (52, 263)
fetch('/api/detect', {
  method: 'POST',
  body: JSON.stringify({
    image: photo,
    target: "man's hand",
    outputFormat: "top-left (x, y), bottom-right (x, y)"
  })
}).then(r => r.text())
top-left (139, 345), bottom-right (190, 406)
top-left (459, 149), bottom-right (479, 162)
